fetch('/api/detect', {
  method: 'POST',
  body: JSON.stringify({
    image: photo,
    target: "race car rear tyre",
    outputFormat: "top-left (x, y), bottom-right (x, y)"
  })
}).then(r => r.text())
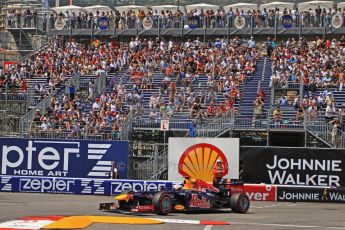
top-left (118, 190), bottom-right (134, 209)
top-left (152, 192), bottom-right (172, 215)
top-left (230, 192), bottom-right (250, 213)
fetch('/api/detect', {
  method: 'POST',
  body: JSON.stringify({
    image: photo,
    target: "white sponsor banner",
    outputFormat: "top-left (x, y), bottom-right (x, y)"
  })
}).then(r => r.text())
top-left (54, 17), bottom-right (66, 30)
top-left (168, 138), bottom-right (239, 182)
top-left (332, 13), bottom-right (343, 29)
top-left (142, 17), bottom-right (153, 30)
top-left (234, 16), bottom-right (245, 29)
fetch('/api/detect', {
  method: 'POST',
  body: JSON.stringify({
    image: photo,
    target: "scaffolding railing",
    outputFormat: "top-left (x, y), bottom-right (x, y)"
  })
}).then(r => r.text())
top-left (65, 72), bottom-right (80, 96)
top-left (94, 73), bottom-right (107, 96)
top-left (19, 88), bottom-right (57, 137)
top-left (198, 111), bottom-right (235, 137)
top-left (306, 120), bottom-right (345, 149)
top-left (119, 110), bottom-right (133, 141)
top-left (22, 121), bottom-right (121, 141)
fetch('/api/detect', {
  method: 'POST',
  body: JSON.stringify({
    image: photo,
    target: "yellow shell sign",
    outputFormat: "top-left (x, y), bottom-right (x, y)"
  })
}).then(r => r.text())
top-left (178, 143), bottom-right (228, 182)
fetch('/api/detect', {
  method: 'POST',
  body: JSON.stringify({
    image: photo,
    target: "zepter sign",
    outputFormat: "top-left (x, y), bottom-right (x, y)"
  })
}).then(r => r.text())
top-left (168, 138), bottom-right (239, 182)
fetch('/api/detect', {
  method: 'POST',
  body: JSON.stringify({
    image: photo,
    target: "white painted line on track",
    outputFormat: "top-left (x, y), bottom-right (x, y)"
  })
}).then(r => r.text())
top-left (203, 225), bottom-right (213, 230)
top-left (151, 219), bottom-right (200, 225)
top-left (232, 222), bottom-right (345, 229)
top-left (151, 218), bottom-right (230, 225)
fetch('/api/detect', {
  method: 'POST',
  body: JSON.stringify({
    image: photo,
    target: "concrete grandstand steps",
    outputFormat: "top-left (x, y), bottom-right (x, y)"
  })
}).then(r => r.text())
top-left (238, 57), bottom-right (271, 117)
top-left (7, 29), bottom-right (34, 57)
top-left (100, 67), bottom-right (244, 128)
top-left (304, 87), bottom-right (345, 112)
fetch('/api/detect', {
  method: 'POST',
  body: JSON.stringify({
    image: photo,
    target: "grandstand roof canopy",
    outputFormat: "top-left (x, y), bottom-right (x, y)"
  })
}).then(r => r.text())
top-left (259, 1), bottom-right (295, 11)
top-left (83, 5), bottom-right (114, 14)
top-left (115, 5), bottom-right (146, 13)
top-left (223, 3), bottom-right (258, 12)
top-left (2, 3), bottom-right (37, 11)
top-left (150, 5), bottom-right (186, 14)
top-left (298, 1), bottom-right (334, 11)
top-left (52, 5), bottom-right (86, 15)
top-left (338, 2), bottom-right (345, 9)
top-left (185, 3), bottom-right (219, 13)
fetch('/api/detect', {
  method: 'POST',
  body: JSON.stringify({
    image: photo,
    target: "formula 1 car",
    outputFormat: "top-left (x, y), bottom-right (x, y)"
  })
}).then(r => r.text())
top-left (100, 178), bottom-right (250, 215)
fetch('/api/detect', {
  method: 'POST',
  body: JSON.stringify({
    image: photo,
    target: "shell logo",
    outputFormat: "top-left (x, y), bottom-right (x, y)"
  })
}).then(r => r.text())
top-left (178, 143), bottom-right (228, 182)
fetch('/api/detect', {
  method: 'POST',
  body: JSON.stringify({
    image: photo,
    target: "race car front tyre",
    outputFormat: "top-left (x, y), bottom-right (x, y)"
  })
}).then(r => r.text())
top-left (152, 192), bottom-right (173, 215)
top-left (230, 192), bottom-right (250, 213)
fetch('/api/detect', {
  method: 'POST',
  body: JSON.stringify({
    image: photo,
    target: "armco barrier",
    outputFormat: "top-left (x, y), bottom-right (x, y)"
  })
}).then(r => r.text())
top-left (243, 184), bottom-right (276, 201)
top-left (1, 175), bottom-right (344, 203)
top-left (277, 186), bottom-right (345, 203)
top-left (0, 138), bottom-right (129, 179)
top-left (0, 176), bottom-right (175, 195)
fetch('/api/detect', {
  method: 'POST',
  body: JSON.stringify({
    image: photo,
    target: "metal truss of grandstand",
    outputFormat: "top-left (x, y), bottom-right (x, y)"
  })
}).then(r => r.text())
top-left (37, 19), bottom-right (345, 38)
top-left (4, 13), bottom-right (345, 43)
top-left (0, 108), bottom-right (21, 137)
top-left (2, 0), bottom-right (48, 56)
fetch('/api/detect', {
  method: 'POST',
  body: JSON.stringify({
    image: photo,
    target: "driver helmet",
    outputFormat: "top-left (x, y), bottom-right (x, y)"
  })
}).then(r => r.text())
top-left (173, 184), bottom-right (182, 190)
top-left (216, 159), bottom-right (222, 163)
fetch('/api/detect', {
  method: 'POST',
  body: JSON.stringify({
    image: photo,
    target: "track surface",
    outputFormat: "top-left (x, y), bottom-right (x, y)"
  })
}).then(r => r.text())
top-left (0, 192), bottom-right (345, 230)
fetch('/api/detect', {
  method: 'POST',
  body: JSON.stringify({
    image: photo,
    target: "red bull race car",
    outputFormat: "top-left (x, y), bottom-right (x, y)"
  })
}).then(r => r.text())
top-left (100, 178), bottom-right (250, 215)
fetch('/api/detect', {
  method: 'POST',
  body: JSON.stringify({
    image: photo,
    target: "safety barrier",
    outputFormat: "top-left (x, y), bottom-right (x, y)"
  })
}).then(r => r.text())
top-left (0, 176), bottom-right (174, 196)
top-left (0, 175), bottom-right (344, 203)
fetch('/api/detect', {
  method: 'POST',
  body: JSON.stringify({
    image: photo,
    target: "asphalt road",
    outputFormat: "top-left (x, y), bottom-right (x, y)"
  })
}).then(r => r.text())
top-left (0, 192), bottom-right (345, 230)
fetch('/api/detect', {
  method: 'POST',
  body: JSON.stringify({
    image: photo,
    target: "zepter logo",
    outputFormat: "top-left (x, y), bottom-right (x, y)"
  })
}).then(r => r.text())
top-left (178, 143), bottom-right (228, 182)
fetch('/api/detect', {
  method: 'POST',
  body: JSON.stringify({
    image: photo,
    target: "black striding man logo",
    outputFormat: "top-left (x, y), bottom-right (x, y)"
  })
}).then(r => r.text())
top-left (322, 188), bottom-right (328, 201)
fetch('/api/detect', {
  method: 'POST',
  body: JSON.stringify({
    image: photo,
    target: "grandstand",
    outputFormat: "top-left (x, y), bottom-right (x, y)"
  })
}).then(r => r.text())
top-left (0, 1), bottom-right (345, 180)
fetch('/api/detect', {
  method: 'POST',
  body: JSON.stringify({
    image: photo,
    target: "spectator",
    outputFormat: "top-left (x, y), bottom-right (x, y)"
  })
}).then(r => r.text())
top-left (266, 37), bottom-right (273, 58)
top-left (186, 120), bottom-right (197, 137)
top-left (339, 105), bottom-right (345, 131)
top-left (207, 102), bottom-right (217, 117)
top-left (68, 83), bottom-right (75, 101)
top-left (272, 105), bottom-right (282, 126)
top-left (329, 119), bottom-right (341, 147)
top-left (89, 80), bottom-right (95, 100)
top-left (107, 161), bottom-right (118, 179)
top-left (40, 118), bottom-right (50, 132)
top-left (217, 102), bottom-right (226, 116)
top-left (325, 92), bottom-right (335, 105)
top-left (295, 109), bottom-right (304, 122)
top-left (253, 97), bottom-right (264, 123)
top-left (307, 104), bottom-right (318, 121)
top-left (325, 103), bottom-right (336, 122)
top-left (247, 36), bottom-right (256, 49)
top-left (279, 95), bottom-right (289, 106)
top-left (159, 102), bottom-right (167, 118)
top-left (166, 102), bottom-right (174, 118)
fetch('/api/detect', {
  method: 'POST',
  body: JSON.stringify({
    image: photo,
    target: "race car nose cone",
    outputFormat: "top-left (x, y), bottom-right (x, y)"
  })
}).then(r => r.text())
top-left (114, 194), bottom-right (132, 201)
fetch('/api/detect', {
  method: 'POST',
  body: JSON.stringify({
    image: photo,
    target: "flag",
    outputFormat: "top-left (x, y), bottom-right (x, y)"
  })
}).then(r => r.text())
top-left (55, 0), bottom-right (59, 7)
top-left (68, 0), bottom-right (73, 5)
top-left (42, 0), bottom-right (49, 10)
